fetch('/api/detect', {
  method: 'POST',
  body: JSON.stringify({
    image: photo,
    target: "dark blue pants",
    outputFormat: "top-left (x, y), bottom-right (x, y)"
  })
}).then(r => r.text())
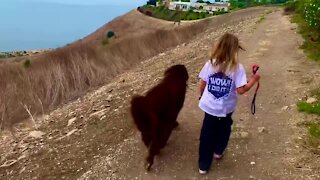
top-left (198, 112), bottom-right (233, 171)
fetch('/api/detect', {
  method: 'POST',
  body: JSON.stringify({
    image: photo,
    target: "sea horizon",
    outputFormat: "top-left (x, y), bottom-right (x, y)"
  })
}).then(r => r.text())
top-left (0, 0), bottom-right (146, 52)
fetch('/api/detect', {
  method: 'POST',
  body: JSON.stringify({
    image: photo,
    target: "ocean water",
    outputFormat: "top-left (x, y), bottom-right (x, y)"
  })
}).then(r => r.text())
top-left (0, 0), bottom-right (145, 52)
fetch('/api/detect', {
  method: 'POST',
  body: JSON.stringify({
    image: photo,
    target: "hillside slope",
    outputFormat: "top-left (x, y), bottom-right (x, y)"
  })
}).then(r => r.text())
top-left (0, 8), bottom-right (266, 128)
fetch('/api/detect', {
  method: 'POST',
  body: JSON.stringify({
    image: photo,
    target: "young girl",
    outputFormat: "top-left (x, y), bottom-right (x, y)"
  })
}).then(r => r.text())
top-left (198, 33), bottom-right (260, 174)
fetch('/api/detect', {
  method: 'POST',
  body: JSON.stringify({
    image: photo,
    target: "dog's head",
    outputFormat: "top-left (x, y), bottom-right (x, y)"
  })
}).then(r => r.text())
top-left (164, 64), bottom-right (189, 82)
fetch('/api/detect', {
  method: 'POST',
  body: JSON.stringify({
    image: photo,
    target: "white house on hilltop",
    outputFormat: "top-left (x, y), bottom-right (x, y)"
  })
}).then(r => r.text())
top-left (169, 1), bottom-right (192, 11)
top-left (203, 3), bottom-right (229, 12)
top-left (167, 0), bottom-right (229, 12)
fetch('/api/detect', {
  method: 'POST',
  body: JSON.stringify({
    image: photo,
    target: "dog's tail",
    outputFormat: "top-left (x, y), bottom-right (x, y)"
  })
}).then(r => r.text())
top-left (130, 95), bottom-right (149, 133)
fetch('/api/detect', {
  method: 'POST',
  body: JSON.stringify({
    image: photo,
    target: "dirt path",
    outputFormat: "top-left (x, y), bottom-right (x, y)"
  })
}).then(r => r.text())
top-left (1, 7), bottom-right (320, 180)
top-left (78, 10), bottom-right (320, 180)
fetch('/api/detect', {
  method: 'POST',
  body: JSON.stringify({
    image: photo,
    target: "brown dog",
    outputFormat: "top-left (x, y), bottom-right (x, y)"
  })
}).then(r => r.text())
top-left (130, 64), bottom-right (189, 171)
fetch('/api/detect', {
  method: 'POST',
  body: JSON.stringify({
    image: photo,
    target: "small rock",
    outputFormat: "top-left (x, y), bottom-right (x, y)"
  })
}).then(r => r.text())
top-left (19, 167), bottom-right (26, 174)
top-left (240, 132), bottom-right (249, 138)
top-left (67, 117), bottom-right (77, 126)
top-left (56, 129), bottom-right (78, 141)
top-left (90, 109), bottom-right (107, 118)
top-left (18, 155), bottom-right (26, 160)
top-left (298, 137), bottom-right (302, 140)
top-left (281, 106), bottom-right (289, 111)
top-left (0, 160), bottom-right (18, 168)
top-left (258, 127), bottom-right (265, 133)
top-left (66, 129), bottom-right (77, 136)
top-left (306, 97), bottom-right (317, 104)
top-left (250, 161), bottom-right (256, 165)
top-left (29, 131), bottom-right (45, 139)
top-left (106, 95), bottom-right (112, 102)
top-left (68, 112), bottom-right (76, 117)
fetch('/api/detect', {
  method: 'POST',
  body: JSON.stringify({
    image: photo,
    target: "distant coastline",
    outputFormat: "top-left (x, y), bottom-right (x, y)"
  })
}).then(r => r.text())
top-left (0, 49), bottom-right (53, 59)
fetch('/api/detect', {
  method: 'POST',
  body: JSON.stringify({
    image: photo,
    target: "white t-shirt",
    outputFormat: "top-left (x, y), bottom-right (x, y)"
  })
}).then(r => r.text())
top-left (199, 60), bottom-right (247, 117)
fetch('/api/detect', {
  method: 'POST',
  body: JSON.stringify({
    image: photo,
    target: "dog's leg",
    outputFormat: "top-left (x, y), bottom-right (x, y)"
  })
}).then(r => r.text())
top-left (145, 140), bottom-right (160, 171)
top-left (141, 131), bottom-right (151, 147)
top-left (144, 112), bottom-right (160, 171)
top-left (158, 124), bottom-right (171, 149)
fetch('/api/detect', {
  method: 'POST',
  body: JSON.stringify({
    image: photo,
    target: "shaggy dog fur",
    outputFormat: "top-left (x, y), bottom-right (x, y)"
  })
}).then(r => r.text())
top-left (130, 64), bottom-right (189, 170)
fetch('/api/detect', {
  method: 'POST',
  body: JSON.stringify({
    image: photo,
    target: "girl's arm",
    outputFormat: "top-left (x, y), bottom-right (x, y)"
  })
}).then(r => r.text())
top-left (199, 79), bottom-right (206, 98)
top-left (237, 74), bottom-right (260, 95)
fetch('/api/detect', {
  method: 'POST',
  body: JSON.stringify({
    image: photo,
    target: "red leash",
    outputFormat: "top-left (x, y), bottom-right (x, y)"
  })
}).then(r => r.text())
top-left (251, 64), bottom-right (260, 115)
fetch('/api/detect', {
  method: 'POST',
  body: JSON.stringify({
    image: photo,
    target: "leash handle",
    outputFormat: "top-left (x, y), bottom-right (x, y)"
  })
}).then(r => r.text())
top-left (252, 64), bottom-right (259, 75)
top-left (251, 64), bottom-right (260, 115)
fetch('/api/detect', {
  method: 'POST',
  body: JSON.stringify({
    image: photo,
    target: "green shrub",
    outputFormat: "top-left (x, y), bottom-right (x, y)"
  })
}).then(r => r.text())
top-left (23, 59), bottom-right (31, 68)
top-left (289, 0), bottom-right (320, 61)
top-left (106, 31), bottom-right (115, 38)
top-left (101, 39), bottom-right (108, 45)
top-left (258, 15), bottom-right (265, 23)
top-left (0, 53), bottom-right (15, 59)
top-left (303, 0), bottom-right (320, 31)
top-left (297, 101), bottom-right (320, 115)
top-left (309, 122), bottom-right (320, 138)
top-left (16, 51), bottom-right (24, 56)
top-left (308, 122), bottom-right (320, 148)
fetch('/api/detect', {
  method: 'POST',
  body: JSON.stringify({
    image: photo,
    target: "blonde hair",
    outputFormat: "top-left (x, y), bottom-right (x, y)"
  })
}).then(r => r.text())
top-left (210, 33), bottom-right (244, 74)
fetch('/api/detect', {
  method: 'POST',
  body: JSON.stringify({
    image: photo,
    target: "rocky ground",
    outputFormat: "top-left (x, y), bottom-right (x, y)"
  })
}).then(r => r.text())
top-left (1, 7), bottom-right (320, 180)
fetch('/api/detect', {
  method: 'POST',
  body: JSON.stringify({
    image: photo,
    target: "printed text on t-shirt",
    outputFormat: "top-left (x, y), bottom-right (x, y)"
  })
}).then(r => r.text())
top-left (207, 72), bottom-right (232, 99)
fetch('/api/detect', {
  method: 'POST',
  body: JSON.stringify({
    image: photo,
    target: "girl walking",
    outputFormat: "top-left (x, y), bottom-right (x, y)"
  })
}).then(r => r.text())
top-left (198, 33), bottom-right (260, 174)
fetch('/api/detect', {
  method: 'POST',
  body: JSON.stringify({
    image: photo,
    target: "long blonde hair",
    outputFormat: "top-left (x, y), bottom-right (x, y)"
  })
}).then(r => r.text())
top-left (210, 33), bottom-right (244, 74)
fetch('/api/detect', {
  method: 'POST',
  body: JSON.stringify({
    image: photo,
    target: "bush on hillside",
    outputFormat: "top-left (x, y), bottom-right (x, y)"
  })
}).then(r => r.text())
top-left (303, 0), bottom-right (320, 31)
top-left (288, 0), bottom-right (320, 38)
top-left (101, 39), bottom-right (108, 45)
top-left (23, 59), bottom-right (31, 68)
top-left (106, 31), bottom-right (115, 38)
top-left (284, 0), bottom-right (297, 14)
top-left (0, 53), bottom-right (15, 59)
top-left (288, 0), bottom-right (320, 60)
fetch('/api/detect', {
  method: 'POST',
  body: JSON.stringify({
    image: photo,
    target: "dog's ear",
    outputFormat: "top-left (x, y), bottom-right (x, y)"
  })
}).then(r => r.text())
top-left (164, 65), bottom-right (189, 81)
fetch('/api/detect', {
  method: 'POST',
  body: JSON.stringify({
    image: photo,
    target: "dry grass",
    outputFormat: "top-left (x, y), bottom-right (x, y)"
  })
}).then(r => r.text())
top-left (0, 22), bottom-right (204, 130)
top-left (0, 7), bottom-right (265, 131)
top-left (0, 44), bottom-right (107, 128)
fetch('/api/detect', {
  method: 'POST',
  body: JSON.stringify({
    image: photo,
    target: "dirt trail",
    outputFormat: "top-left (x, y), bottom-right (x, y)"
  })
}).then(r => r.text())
top-left (78, 10), bottom-right (320, 180)
top-left (1, 7), bottom-right (320, 180)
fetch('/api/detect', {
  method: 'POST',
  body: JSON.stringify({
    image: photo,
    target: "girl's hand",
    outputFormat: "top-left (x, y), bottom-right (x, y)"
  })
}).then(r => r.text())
top-left (252, 74), bottom-right (260, 82)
